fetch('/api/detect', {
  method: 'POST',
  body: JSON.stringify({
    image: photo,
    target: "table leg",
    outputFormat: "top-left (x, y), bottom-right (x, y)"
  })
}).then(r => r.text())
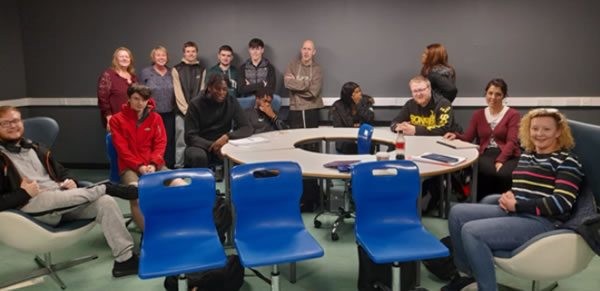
top-left (470, 161), bottom-right (479, 203)
top-left (224, 156), bottom-right (234, 248)
top-left (290, 262), bottom-right (296, 283)
top-left (444, 173), bottom-right (452, 219)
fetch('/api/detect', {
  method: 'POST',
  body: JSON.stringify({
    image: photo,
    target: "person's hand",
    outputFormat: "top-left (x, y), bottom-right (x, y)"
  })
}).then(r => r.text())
top-left (258, 102), bottom-right (276, 119)
top-left (209, 134), bottom-right (229, 155)
top-left (106, 115), bottom-right (112, 132)
top-left (60, 179), bottom-right (77, 190)
top-left (353, 123), bottom-right (360, 127)
top-left (498, 191), bottom-right (517, 213)
top-left (352, 93), bottom-right (362, 104)
top-left (285, 73), bottom-right (295, 80)
top-left (495, 162), bottom-right (503, 172)
top-left (21, 176), bottom-right (42, 197)
top-left (245, 79), bottom-right (250, 85)
top-left (398, 122), bottom-right (416, 135)
top-left (138, 165), bottom-right (149, 175)
top-left (262, 80), bottom-right (267, 87)
top-left (444, 132), bottom-right (456, 140)
top-left (147, 164), bottom-right (156, 173)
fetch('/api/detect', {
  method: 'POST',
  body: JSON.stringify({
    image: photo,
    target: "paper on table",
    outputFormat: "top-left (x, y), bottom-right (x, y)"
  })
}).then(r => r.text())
top-left (228, 136), bottom-right (269, 146)
top-left (436, 138), bottom-right (479, 149)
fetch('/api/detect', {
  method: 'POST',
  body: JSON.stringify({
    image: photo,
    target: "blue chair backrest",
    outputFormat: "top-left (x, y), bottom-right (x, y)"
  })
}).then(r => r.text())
top-left (23, 117), bottom-right (59, 149)
top-left (357, 123), bottom-right (374, 154)
top-left (351, 160), bottom-right (421, 230)
top-left (568, 120), bottom-right (600, 202)
top-left (138, 169), bottom-right (217, 235)
top-left (236, 95), bottom-right (281, 112)
top-left (105, 133), bottom-right (120, 183)
top-left (231, 162), bottom-right (305, 235)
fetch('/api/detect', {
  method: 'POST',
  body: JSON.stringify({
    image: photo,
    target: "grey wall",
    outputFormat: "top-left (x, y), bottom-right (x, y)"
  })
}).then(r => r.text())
top-left (18, 0), bottom-right (600, 98)
top-left (1, 0), bottom-right (27, 100)
top-left (10, 0), bottom-right (600, 165)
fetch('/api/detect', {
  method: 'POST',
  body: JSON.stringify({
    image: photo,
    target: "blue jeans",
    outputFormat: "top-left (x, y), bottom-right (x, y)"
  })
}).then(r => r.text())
top-left (448, 195), bottom-right (555, 291)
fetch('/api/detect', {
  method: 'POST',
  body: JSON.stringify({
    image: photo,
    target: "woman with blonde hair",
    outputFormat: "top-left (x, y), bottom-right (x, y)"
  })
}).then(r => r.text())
top-left (442, 108), bottom-right (583, 291)
top-left (138, 46), bottom-right (176, 168)
top-left (420, 43), bottom-right (457, 102)
top-left (97, 47), bottom-right (137, 131)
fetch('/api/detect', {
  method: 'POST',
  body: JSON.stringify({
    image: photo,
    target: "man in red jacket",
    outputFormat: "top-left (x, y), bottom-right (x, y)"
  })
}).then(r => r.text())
top-left (109, 83), bottom-right (185, 232)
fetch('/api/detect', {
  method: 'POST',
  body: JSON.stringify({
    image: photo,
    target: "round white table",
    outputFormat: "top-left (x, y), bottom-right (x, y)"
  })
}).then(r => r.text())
top-left (222, 127), bottom-right (479, 178)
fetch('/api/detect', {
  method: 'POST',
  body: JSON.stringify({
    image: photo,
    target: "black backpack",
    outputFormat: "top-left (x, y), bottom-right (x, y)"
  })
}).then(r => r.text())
top-left (164, 255), bottom-right (244, 291)
top-left (422, 236), bottom-right (457, 281)
top-left (213, 196), bottom-right (232, 243)
top-left (357, 244), bottom-right (422, 291)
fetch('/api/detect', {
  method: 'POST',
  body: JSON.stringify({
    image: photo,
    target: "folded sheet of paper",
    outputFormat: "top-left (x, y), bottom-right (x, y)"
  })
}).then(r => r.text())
top-left (229, 136), bottom-right (269, 146)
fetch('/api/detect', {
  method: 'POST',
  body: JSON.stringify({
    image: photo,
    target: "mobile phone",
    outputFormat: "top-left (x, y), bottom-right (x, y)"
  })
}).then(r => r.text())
top-left (421, 153), bottom-right (459, 164)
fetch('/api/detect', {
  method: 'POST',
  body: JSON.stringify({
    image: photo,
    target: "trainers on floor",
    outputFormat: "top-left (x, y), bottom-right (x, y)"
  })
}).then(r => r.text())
top-left (104, 182), bottom-right (138, 200)
top-left (441, 275), bottom-right (476, 291)
top-left (112, 254), bottom-right (139, 277)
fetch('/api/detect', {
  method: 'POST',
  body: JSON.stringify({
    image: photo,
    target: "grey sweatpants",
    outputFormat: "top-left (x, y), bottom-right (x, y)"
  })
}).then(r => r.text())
top-left (174, 113), bottom-right (186, 168)
top-left (19, 185), bottom-right (134, 262)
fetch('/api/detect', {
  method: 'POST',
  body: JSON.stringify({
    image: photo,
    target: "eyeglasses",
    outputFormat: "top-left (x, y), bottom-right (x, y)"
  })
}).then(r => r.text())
top-left (411, 86), bottom-right (430, 95)
top-left (0, 118), bottom-right (22, 128)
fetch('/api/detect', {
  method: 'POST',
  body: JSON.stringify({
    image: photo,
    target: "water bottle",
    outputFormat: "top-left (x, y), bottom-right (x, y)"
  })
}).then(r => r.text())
top-left (395, 131), bottom-right (405, 160)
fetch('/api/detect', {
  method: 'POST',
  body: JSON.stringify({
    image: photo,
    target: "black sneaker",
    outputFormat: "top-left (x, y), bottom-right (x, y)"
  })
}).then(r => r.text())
top-left (105, 182), bottom-right (138, 200)
top-left (441, 275), bottom-right (475, 291)
top-left (112, 254), bottom-right (139, 277)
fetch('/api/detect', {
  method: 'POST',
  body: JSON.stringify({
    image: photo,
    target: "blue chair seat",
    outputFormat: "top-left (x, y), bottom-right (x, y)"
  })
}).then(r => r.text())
top-left (235, 227), bottom-right (324, 267)
top-left (357, 225), bottom-right (452, 263)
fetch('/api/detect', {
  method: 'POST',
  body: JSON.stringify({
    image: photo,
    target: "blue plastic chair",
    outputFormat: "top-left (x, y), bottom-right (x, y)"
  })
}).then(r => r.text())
top-left (23, 116), bottom-right (59, 149)
top-left (105, 133), bottom-right (120, 183)
top-left (138, 169), bottom-right (227, 287)
top-left (357, 123), bottom-right (374, 154)
top-left (352, 160), bottom-right (449, 291)
top-left (231, 161), bottom-right (324, 290)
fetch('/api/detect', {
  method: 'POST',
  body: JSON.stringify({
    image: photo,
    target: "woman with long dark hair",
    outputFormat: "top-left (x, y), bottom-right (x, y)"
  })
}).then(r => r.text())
top-left (420, 43), bottom-right (457, 102)
top-left (329, 81), bottom-right (374, 154)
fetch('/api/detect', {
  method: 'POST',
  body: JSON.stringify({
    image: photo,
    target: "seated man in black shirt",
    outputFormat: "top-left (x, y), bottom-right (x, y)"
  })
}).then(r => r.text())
top-left (245, 87), bottom-right (289, 134)
top-left (184, 73), bottom-right (251, 168)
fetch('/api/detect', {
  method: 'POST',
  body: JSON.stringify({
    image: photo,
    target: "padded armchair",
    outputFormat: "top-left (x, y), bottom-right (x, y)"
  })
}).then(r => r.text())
top-left (23, 116), bottom-right (60, 149)
top-left (492, 119), bottom-right (600, 291)
top-left (352, 160), bottom-right (449, 291)
top-left (0, 210), bottom-right (97, 289)
top-left (138, 169), bottom-right (227, 289)
top-left (231, 162), bottom-right (324, 291)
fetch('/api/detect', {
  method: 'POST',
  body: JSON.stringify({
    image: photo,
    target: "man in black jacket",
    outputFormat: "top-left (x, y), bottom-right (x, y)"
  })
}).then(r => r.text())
top-left (184, 73), bottom-right (252, 168)
top-left (245, 87), bottom-right (289, 134)
top-left (0, 106), bottom-right (139, 277)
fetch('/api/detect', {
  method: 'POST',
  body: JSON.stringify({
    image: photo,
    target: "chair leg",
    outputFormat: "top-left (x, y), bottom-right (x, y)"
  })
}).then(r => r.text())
top-left (0, 252), bottom-right (98, 290)
top-left (289, 262), bottom-right (296, 283)
top-left (271, 265), bottom-right (280, 291)
top-left (392, 262), bottom-right (400, 291)
top-left (177, 274), bottom-right (188, 291)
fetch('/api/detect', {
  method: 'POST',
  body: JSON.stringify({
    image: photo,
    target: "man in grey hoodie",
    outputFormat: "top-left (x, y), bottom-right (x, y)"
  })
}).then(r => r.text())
top-left (284, 40), bottom-right (323, 128)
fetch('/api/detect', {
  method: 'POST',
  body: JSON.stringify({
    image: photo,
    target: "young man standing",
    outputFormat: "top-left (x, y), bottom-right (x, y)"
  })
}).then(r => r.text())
top-left (237, 38), bottom-right (276, 97)
top-left (172, 41), bottom-right (205, 168)
top-left (0, 106), bottom-right (139, 277)
top-left (203, 45), bottom-right (238, 97)
top-left (285, 40), bottom-right (323, 129)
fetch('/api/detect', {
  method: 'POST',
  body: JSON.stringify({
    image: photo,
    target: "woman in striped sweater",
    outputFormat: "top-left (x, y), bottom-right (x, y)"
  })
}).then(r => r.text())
top-left (441, 108), bottom-right (584, 291)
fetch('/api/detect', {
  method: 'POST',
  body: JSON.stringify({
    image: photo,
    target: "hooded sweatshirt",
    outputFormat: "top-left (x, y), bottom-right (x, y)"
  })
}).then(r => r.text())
top-left (284, 59), bottom-right (323, 111)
